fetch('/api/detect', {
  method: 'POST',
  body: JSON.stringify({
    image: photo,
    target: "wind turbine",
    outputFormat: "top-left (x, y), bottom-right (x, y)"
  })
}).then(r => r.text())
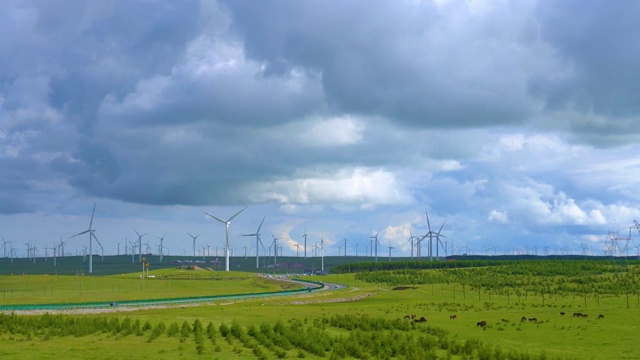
top-left (270, 232), bottom-right (280, 266)
top-left (370, 230), bottom-right (380, 262)
top-left (58, 237), bottom-right (65, 257)
top-left (388, 241), bottom-right (394, 261)
top-left (68, 203), bottom-right (103, 273)
top-left (1, 237), bottom-right (11, 258)
top-left (155, 233), bottom-right (167, 262)
top-left (129, 240), bottom-right (137, 263)
top-left (422, 211), bottom-right (446, 261)
top-left (294, 243), bottom-right (300, 257)
top-left (134, 229), bottom-right (147, 263)
top-left (344, 238), bottom-right (347, 256)
top-left (241, 215), bottom-right (266, 269)
top-left (301, 227), bottom-right (308, 259)
top-left (204, 206), bottom-right (247, 272)
top-left (320, 238), bottom-right (325, 272)
top-left (24, 242), bottom-right (30, 260)
top-left (187, 232), bottom-right (202, 257)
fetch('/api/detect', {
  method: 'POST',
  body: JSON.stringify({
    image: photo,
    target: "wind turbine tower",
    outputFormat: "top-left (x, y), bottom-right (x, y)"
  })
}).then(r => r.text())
top-left (133, 230), bottom-right (148, 263)
top-left (344, 238), bottom-right (347, 256)
top-left (270, 232), bottom-right (279, 266)
top-left (1, 237), bottom-right (10, 258)
top-left (155, 233), bottom-right (167, 262)
top-left (188, 232), bottom-right (202, 257)
top-left (370, 230), bottom-right (380, 262)
top-left (301, 228), bottom-right (308, 259)
top-left (68, 203), bottom-right (103, 274)
top-left (241, 215), bottom-right (265, 269)
top-left (204, 206), bottom-right (247, 272)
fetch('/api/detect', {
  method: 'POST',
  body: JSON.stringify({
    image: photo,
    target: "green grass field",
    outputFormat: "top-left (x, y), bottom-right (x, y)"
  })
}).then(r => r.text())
top-left (1, 258), bottom-right (639, 359)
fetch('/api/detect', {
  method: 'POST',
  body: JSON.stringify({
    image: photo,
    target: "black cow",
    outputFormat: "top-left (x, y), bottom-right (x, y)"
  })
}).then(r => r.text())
top-left (528, 318), bottom-right (537, 323)
top-left (450, 315), bottom-right (457, 319)
top-left (477, 320), bottom-right (487, 327)
top-left (598, 314), bottom-right (604, 319)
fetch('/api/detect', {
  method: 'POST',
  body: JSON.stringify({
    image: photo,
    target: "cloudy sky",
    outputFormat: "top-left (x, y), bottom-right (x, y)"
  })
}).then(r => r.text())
top-left (2, 0), bottom-right (640, 260)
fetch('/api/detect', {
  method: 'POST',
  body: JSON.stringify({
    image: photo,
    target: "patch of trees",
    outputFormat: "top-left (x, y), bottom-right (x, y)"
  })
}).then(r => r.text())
top-left (352, 260), bottom-right (640, 299)
top-left (0, 312), bottom-right (556, 359)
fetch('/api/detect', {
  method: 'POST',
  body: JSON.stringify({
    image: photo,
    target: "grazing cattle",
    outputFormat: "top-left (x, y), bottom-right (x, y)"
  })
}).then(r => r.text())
top-left (404, 315), bottom-right (411, 320)
top-left (573, 312), bottom-right (582, 317)
top-left (560, 312), bottom-right (565, 316)
top-left (528, 318), bottom-right (538, 323)
top-left (581, 314), bottom-right (589, 318)
top-left (501, 319), bottom-right (509, 323)
top-left (450, 315), bottom-right (457, 320)
top-left (598, 314), bottom-right (604, 319)
top-left (411, 315), bottom-right (417, 319)
top-left (521, 316), bottom-right (527, 322)
top-left (419, 317), bottom-right (427, 323)
top-left (477, 320), bottom-right (487, 327)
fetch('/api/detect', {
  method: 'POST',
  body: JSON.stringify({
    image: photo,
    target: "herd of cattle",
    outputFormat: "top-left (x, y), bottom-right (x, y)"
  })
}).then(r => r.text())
top-left (402, 311), bottom-right (604, 328)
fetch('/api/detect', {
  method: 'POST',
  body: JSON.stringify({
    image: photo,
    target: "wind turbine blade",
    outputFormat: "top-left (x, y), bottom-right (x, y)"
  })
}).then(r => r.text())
top-left (69, 229), bottom-right (90, 239)
top-left (438, 220), bottom-right (446, 234)
top-left (425, 210), bottom-right (432, 232)
top-left (89, 203), bottom-right (96, 229)
top-left (228, 206), bottom-right (248, 222)
top-left (92, 232), bottom-right (103, 249)
top-left (204, 212), bottom-right (226, 224)
top-left (135, 229), bottom-right (141, 237)
top-left (257, 215), bottom-right (266, 233)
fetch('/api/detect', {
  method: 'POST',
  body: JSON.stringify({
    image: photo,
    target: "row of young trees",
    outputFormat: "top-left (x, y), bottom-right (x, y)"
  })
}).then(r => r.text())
top-left (0, 312), bottom-right (558, 359)
top-left (350, 260), bottom-right (640, 298)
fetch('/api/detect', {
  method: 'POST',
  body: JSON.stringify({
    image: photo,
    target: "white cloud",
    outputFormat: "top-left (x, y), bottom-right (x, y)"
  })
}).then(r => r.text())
top-left (298, 116), bottom-right (364, 147)
top-left (248, 167), bottom-right (412, 207)
top-left (488, 209), bottom-right (509, 224)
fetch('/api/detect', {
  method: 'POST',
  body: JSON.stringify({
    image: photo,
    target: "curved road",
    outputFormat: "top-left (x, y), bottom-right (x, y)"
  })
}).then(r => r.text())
top-left (0, 276), bottom-right (343, 313)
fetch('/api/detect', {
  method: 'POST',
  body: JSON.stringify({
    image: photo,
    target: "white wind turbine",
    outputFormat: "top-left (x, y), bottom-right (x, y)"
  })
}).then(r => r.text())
top-left (59, 238), bottom-right (65, 257)
top-left (388, 240), bottom-right (394, 261)
top-left (129, 240), bottom-right (137, 263)
top-left (270, 232), bottom-right (280, 266)
top-left (422, 211), bottom-right (446, 261)
top-left (301, 227), bottom-right (308, 259)
top-left (241, 215), bottom-right (265, 269)
top-left (1, 236), bottom-right (11, 258)
top-left (204, 206), bottom-right (247, 272)
top-left (68, 203), bottom-right (103, 273)
top-left (155, 233), bottom-right (167, 262)
top-left (187, 232), bottom-right (202, 257)
top-left (134, 229), bottom-right (147, 263)
top-left (294, 243), bottom-right (300, 257)
top-left (320, 238), bottom-right (325, 272)
top-left (370, 230), bottom-right (380, 262)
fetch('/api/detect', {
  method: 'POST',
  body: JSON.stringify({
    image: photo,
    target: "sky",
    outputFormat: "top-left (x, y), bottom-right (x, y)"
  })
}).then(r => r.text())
top-left (2, 0), bottom-right (640, 260)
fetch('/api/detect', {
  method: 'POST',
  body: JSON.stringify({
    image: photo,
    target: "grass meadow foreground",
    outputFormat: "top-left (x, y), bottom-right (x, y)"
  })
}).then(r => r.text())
top-left (1, 259), bottom-right (639, 359)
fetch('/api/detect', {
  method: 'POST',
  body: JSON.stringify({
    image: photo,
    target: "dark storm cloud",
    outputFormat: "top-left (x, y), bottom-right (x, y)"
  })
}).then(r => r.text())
top-left (533, 0), bottom-right (640, 117)
top-left (219, 0), bottom-right (541, 128)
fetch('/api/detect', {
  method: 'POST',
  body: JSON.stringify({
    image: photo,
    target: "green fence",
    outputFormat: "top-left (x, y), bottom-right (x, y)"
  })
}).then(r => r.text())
top-left (0, 278), bottom-right (325, 311)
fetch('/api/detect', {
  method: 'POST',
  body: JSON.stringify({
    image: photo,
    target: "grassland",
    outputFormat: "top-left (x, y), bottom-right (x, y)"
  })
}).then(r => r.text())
top-left (1, 257), bottom-right (639, 359)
